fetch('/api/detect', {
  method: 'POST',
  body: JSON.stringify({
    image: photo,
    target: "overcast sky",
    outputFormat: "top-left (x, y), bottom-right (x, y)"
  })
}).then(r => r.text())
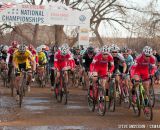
top-left (2, 0), bottom-right (160, 37)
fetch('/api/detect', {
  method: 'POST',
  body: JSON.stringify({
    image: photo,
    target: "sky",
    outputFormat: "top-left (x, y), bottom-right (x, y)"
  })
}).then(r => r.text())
top-left (1, 0), bottom-right (160, 37)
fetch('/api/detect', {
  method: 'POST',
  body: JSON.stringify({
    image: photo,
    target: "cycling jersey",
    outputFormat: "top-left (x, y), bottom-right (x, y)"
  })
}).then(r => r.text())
top-left (13, 49), bottom-right (33, 70)
top-left (8, 47), bottom-right (18, 64)
top-left (74, 52), bottom-right (81, 65)
top-left (130, 54), bottom-right (156, 80)
top-left (54, 50), bottom-right (75, 71)
top-left (90, 52), bottom-right (114, 77)
top-left (37, 52), bottom-right (47, 65)
top-left (82, 52), bottom-right (95, 72)
top-left (124, 54), bottom-right (134, 73)
top-left (113, 53), bottom-right (125, 73)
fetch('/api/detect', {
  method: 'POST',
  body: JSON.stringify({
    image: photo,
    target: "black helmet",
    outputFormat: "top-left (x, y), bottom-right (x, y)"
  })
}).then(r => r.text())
top-left (122, 47), bottom-right (128, 53)
top-left (87, 46), bottom-right (94, 54)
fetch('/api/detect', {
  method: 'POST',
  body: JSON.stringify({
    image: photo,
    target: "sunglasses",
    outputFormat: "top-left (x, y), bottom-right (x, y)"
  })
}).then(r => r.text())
top-left (103, 53), bottom-right (108, 55)
top-left (112, 51), bottom-right (117, 53)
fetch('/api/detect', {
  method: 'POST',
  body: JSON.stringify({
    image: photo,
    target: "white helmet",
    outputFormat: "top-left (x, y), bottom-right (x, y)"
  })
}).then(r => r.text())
top-left (18, 44), bottom-right (26, 53)
top-left (60, 43), bottom-right (69, 55)
top-left (143, 46), bottom-right (152, 56)
top-left (101, 45), bottom-right (109, 54)
top-left (40, 45), bottom-right (46, 50)
top-left (110, 44), bottom-right (120, 52)
top-left (2, 45), bottom-right (9, 52)
top-left (37, 47), bottom-right (42, 53)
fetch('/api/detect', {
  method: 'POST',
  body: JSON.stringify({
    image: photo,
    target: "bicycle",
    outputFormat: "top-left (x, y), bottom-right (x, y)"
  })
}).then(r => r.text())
top-left (87, 75), bottom-right (107, 116)
top-left (131, 77), bottom-right (153, 121)
top-left (73, 65), bottom-right (81, 88)
top-left (119, 74), bottom-right (131, 108)
top-left (18, 69), bottom-right (28, 108)
top-left (36, 65), bottom-right (46, 88)
top-left (54, 69), bottom-right (68, 105)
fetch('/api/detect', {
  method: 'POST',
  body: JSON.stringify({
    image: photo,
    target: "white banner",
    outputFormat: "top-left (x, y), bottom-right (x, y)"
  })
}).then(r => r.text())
top-left (0, 3), bottom-right (90, 27)
top-left (0, 4), bottom-right (48, 24)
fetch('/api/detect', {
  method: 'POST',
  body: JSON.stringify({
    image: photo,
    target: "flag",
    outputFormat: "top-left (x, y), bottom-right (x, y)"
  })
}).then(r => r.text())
top-left (0, 2), bottom-right (15, 12)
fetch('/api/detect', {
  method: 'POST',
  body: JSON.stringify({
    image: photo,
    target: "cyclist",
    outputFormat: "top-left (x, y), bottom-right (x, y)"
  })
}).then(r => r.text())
top-left (90, 45), bottom-right (114, 101)
top-left (81, 46), bottom-right (95, 87)
top-left (130, 46), bottom-right (157, 105)
top-left (49, 45), bottom-right (59, 88)
top-left (110, 44), bottom-right (127, 94)
top-left (121, 47), bottom-right (134, 102)
top-left (13, 44), bottom-right (36, 100)
top-left (53, 43), bottom-right (75, 90)
top-left (7, 41), bottom-right (19, 83)
top-left (37, 47), bottom-right (47, 66)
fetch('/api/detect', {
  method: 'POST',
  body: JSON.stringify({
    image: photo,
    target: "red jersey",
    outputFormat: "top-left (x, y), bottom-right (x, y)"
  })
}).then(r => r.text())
top-left (90, 52), bottom-right (114, 74)
top-left (8, 47), bottom-right (17, 63)
top-left (54, 50), bottom-right (75, 71)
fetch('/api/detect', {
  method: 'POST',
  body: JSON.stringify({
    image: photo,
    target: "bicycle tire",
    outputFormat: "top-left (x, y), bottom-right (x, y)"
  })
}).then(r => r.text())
top-left (97, 86), bottom-right (106, 116)
top-left (62, 85), bottom-right (68, 105)
top-left (87, 85), bottom-right (95, 112)
top-left (132, 87), bottom-right (141, 117)
top-left (149, 85), bottom-right (155, 107)
top-left (108, 79), bottom-right (116, 112)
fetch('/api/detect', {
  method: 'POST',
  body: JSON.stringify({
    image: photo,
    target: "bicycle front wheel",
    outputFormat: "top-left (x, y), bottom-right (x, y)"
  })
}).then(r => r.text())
top-left (97, 86), bottom-right (106, 116)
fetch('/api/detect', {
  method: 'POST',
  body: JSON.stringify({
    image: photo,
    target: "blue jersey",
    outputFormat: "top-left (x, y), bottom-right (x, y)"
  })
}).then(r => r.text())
top-left (124, 54), bottom-right (134, 73)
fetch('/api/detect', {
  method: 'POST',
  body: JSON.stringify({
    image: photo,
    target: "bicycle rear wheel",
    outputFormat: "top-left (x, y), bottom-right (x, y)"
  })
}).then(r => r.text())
top-left (97, 86), bottom-right (106, 116)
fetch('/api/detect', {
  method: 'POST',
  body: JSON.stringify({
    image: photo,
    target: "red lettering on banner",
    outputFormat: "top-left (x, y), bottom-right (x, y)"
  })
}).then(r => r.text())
top-left (22, 5), bottom-right (45, 9)
top-left (51, 13), bottom-right (68, 17)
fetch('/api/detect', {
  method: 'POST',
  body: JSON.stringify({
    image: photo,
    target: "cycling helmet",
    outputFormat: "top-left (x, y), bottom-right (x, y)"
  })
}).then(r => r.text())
top-left (28, 44), bottom-right (34, 51)
top-left (2, 45), bottom-right (9, 52)
top-left (110, 44), bottom-right (120, 52)
top-left (11, 41), bottom-right (18, 48)
top-left (60, 44), bottom-right (69, 55)
top-left (143, 46), bottom-right (153, 56)
top-left (39, 44), bottom-right (46, 50)
top-left (87, 46), bottom-right (94, 54)
top-left (122, 47), bottom-right (128, 53)
top-left (36, 47), bottom-right (42, 53)
top-left (101, 45), bottom-right (109, 54)
top-left (18, 44), bottom-right (26, 53)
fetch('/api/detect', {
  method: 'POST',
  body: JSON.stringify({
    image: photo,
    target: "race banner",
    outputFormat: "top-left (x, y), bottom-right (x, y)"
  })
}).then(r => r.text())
top-left (0, 4), bottom-right (48, 24)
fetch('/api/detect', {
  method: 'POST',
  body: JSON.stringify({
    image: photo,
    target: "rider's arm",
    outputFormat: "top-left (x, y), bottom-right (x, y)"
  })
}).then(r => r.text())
top-left (12, 53), bottom-right (18, 69)
top-left (29, 55), bottom-right (36, 71)
top-left (122, 62), bottom-right (127, 73)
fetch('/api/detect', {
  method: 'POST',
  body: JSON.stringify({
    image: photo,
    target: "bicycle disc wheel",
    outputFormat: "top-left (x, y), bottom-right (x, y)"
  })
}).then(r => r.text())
top-left (87, 85), bottom-right (95, 112)
top-left (97, 86), bottom-right (106, 116)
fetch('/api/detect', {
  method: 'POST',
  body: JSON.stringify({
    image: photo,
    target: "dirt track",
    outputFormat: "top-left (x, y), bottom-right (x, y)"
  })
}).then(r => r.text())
top-left (0, 82), bottom-right (160, 130)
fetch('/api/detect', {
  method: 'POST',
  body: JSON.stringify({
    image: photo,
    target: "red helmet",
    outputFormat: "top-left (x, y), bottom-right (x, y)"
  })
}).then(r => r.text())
top-left (11, 41), bottom-right (18, 48)
top-left (28, 44), bottom-right (34, 51)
